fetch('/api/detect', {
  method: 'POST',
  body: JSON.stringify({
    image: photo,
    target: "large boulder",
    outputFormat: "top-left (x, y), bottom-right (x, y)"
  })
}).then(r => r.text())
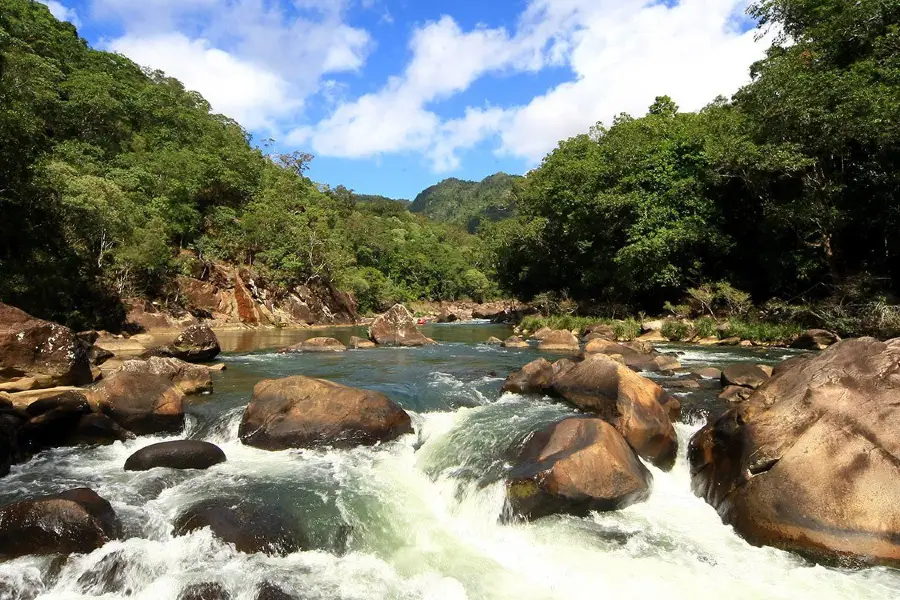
top-left (118, 357), bottom-right (213, 395)
top-left (720, 363), bottom-right (771, 390)
top-left (502, 336), bottom-right (529, 349)
top-left (66, 414), bottom-right (134, 446)
top-left (536, 330), bottom-right (580, 352)
top-left (173, 498), bottom-right (307, 556)
top-left (124, 440), bottom-right (226, 471)
top-left (689, 338), bottom-right (900, 566)
top-left (506, 418), bottom-right (652, 520)
top-left (791, 329), bottom-right (840, 350)
top-left (144, 324), bottom-right (221, 363)
top-left (0, 488), bottom-right (121, 559)
top-left (368, 304), bottom-right (430, 347)
top-left (239, 376), bottom-right (413, 451)
top-left (0, 303), bottom-right (92, 389)
top-left (280, 337), bottom-right (346, 353)
top-left (348, 336), bottom-right (376, 350)
top-left (18, 393), bottom-right (92, 453)
top-left (502, 354), bottom-right (678, 469)
top-left (86, 371), bottom-right (185, 435)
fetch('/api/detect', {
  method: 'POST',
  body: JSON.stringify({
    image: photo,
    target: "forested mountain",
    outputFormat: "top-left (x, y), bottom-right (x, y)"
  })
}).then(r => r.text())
top-left (484, 0), bottom-right (900, 331)
top-left (0, 0), bottom-right (495, 328)
top-left (409, 173), bottom-right (521, 233)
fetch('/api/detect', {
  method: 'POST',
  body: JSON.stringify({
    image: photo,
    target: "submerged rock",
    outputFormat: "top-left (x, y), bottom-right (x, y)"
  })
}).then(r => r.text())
top-left (280, 337), bottom-right (347, 353)
top-left (118, 357), bottom-right (213, 395)
top-left (507, 418), bottom-right (651, 520)
top-left (143, 324), bottom-right (221, 363)
top-left (86, 371), bottom-right (185, 435)
top-left (368, 304), bottom-right (430, 347)
top-left (124, 440), bottom-right (226, 471)
top-left (0, 488), bottom-right (121, 559)
top-left (239, 376), bottom-right (412, 450)
top-left (690, 337), bottom-right (900, 566)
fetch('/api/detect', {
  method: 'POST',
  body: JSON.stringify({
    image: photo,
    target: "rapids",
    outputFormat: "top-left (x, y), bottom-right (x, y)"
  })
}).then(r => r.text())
top-left (2, 323), bottom-right (899, 599)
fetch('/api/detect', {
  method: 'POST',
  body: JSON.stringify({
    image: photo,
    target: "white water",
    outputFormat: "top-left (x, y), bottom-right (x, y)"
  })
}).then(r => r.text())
top-left (2, 360), bottom-right (900, 599)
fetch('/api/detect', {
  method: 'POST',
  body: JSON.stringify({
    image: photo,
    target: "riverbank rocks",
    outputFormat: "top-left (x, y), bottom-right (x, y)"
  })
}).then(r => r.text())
top-left (174, 498), bottom-right (307, 556)
top-left (502, 336), bottom-right (529, 348)
top-left (239, 376), bottom-right (413, 450)
top-left (118, 357), bottom-right (213, 395)
top-left (791, 329), bottom-right (840, 350)
top-left (507, 418), bottom-right (652, 520)
top-left (503, 354), bottom-right (678, 469)
top-left (689, 337), bottom-right (900, 566)
top-left (144, 324), bottom-right (221, 363)
top-left (584, 338), bottom-right (678, 374)
top-left (124, 440), bottom-right (226, 471)
top-left (368, 304), bottom-right (431, 347)
top-left (537, 330), bottom-right (580, 352)
top-left (87, 371), bottom-right (185, 435)
top-left (0, 488), bottom-right (121, 558)
top-left (720, 363), bottom-right (771, 390)
top-left (0, 302), bottom-right (92, 390)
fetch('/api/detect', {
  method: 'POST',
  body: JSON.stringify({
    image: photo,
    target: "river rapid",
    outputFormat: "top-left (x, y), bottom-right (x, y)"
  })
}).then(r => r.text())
top-left (2, 323), bottom-right (900, 600)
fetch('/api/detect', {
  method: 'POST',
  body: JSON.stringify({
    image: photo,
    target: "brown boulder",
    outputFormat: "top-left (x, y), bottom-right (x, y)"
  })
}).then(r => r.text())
top-left (280, 337), bottom-right (346, 353)
top-left (0, 303), bottom-right (92, 389)
top-left (118, 357), bottom-right (213, 395)
top-left (692, 367), bottom-right (723, 380)
top-left (720, 363), bottom-right (771, 389)
top-left (124, 440), bottom-right (226, 471)
top-left (144, 324), bottom-right (221, 363)
top-left (178, 582), bottom-right (231, 600)
top-left (502, 358), bottom-right (562, 395)
top-left (348, 336), bottom-right (376, 350)
top-left (531, 327), bottom-right (553, 340)
top-left (537, 330), bottom-right (580, 352)
top-left (0, 488), bottom-right (121, 558)
top-left (65, 414), bottom-right (134, 446)
top-left (368, 304), bottom-right (430, 347)
top-left (718, 385), bottom-right (754, 403)
top-left (502, 336), bottom-right (529, 349)
top-left (584, 339), bottom-right (630, 355)
top-left (584, 323), bottom-right (616, 340)
top-left (486, 336), bottom-right (503, 346)
top-left (86, 371), bottom-right (185, 435)
top-left (690, 338), bottom-right (900, 566)
top-left (507, 418), bottom-right (652, 520)
top-left (239, 376), bottom-right (413, 451)
top-left (791, 329), bottom-right (840, 350)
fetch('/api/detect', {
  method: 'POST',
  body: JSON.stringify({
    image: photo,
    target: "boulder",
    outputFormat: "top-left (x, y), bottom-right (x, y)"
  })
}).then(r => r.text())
top-left (620, 340), bottom-right (655, 355)
top-left (485, 337), bottom-right (503, 346)
top-left (255, 583), bottom-right (296, 600)
top-left (0, 488), bottom-right (121, 558)
top-left (87, 345), bottom-right (115, 367)
top-left (173, 499), bottom-right (307, 556)
top-left (507, 418), bottom-right (652, 520)
top-left (86, 371), bottom-right (185, 435)
top-left (791, 329), bottom-right (840, 350)
top-left (690, 337), bottom-right (900, 566)
top-left (24, 390), bottom-right (91, 418)
top-left (178, 582), bottom-right (231, 600)
top-left (501, 336), bottom-right (529, 349)
top-left (692, 367), bottom-right (723, 380)
top-left (144, 324), bottom-right (221, 363)
top-left (0, 303), bottom-right (92, 389)
top-left (720, 363), bottom-right (771, 390)
top-left (0, 412), bottom-right (24, 477)
top-left (368, 304), bottom-right (430, 347)
top-left (637, 331), bottom-right (666, 342)
top-left (718, 385), bottom-right (754, 403)
top-left (280, 337), bottom-right (346, 353)
top-left (503, 354), bottom-right (678, 469)
top-left (718, 337), bottom-right (742, 346)
top-left (118, 357), bottom-right (213, 395)
top-left (537, 330), bottom-right (580, 352)
top-left (584, 324), bottom-right (616, 340)
top-left (124, 440), bottom-right (226, 471)
top-left (348, 336), bottom-right (376, 350)
top-left (531, 327), bottom-right (553, 340)
top-left (641, 319), bottom-right (665, 333)
top-left (19, 396), bottom-right (92, 453)
top-left (65, 414), bottom-right (134, 446)
top-left (584, 339), bottom-right (630, 355)
top-left (239, 376), bottom-right (413, 451)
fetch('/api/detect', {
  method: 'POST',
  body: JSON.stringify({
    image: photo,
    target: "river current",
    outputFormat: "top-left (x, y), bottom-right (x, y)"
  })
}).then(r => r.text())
top-left (2, 323), bottom-right (900, 599)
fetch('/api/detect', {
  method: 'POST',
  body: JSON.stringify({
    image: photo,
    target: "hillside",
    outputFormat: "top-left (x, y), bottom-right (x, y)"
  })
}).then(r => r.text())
top-left (409, 173), bottom-right (522, 233)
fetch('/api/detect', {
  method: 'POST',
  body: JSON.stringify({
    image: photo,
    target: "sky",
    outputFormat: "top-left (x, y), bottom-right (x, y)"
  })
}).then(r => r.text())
top-left (38, 0), bottom-right (768, 200)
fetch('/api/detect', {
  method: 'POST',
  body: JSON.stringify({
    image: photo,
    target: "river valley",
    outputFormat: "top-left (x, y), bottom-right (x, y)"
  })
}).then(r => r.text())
top-left (2, 323), bottom-right (900, 600)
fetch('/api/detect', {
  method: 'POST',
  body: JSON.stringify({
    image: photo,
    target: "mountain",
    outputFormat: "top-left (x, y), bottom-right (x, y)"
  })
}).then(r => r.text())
top-left (409, 173), bottom-right (522, 233)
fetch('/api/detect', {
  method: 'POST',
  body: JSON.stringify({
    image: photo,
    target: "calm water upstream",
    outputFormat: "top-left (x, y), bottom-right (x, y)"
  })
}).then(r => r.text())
top-left (2, 323), bottom-right (900, 599)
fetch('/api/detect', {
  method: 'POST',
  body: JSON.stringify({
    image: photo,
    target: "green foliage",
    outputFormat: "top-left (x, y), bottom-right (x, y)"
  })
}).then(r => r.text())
top-left (661, 321), bottom-right (693, 342)
top-left (719, 319), bottom-right (804, 343)
top-left (409, 173), bottom-right (522, 233)
top-left (518, 315), bottom-right (641, 340)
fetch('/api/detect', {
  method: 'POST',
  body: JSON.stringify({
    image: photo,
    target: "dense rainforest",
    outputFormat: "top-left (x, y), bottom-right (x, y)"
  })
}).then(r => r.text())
top-left (409, 173), bottom-right (521, 233)
top-left (0, 0), bottom-right (496, 329)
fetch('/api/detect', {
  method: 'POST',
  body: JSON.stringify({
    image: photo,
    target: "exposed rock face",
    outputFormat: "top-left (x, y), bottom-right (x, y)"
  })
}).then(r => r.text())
top-left (119, 357), bottom-right (213, 395)
top-left (720, 363), bottom-right (771, 390)
top-left (0, 488), bottom-right (121, 558)
top-left (536, 330), bottom-right (580, 352)
top-left (502, 336), bottom-right (529, 349)
top-left (502, 354), bottom-right (678, 469)
top-left (689, 338), bottom-right (900, 566)
top-left (507, 418), bottom-right (652, 520)
top-left (239, 376), bottom-right (413, 451)
top-left (368, 304), bottom-right (430, 347)
top-left (280, 338), bottom-right (346, 353)
top-left (792, 329), bottom-right (840, 350)
top-left (173, 499), bottom-right (307, 556)
top-left (145, 325), bottom-right (221, 363)
top-left (86, 371), bottom-right (185, 435)
top-left (0, 303), bottom-right (92, 390)
top-left (124, 440), bottom-right (226, 471)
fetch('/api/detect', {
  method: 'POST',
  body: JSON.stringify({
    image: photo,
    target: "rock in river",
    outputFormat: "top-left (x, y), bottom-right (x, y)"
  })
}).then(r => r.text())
top-left (118, 356), bottom-right (213, 395)
top-left (690, 337), bottom-right (900, 566)
top-left (124, 440), bottom-right (226, 471)
top-left (239, 376), bottom-right (413, 450)
top-left (720, 363), bottom-right (771, 390)
top-left (280, 337), bottom-right (347, 353)
top-left (536, 330), bottom-right (580, 352)
top-left (0, 488), bottom-right (121, 559)
top-left (507, 418), bottom-right (652, 520)
top-left (368, 304), bottom-right (431, 347)
top-left (144, 324), bottom-right (221, 363)
top-left (86, 371), bottom-right (185, 435)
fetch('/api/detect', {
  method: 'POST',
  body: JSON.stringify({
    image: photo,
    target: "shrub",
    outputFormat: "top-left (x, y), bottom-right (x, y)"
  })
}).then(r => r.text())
top-left (661, 320), bottom-right (692, 341)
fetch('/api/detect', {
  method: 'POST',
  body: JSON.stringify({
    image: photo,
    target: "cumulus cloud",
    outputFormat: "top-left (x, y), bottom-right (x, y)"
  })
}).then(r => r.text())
top-left (299, 0), bottom-right (767, 171)
top-left (39, 0), bottom-right (81, 26)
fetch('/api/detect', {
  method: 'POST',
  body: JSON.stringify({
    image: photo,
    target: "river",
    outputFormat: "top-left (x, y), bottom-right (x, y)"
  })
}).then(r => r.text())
top-left (2, 323), bottom-right (899, 599)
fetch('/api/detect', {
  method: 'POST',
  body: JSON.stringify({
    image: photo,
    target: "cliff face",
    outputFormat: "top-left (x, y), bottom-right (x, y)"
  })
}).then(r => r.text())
top-left (126, 261), bottom-right (358, 331)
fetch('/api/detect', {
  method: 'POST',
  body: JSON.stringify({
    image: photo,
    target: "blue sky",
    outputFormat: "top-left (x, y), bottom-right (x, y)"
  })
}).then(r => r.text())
top-left (40, 0), bottom-right (765, 200)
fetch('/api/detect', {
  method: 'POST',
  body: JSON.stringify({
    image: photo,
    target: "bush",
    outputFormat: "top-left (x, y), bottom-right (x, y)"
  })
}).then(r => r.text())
top-left (720, 319), bottom-right (803, 343)
top-left (661, 320), bottom-right (692, 341)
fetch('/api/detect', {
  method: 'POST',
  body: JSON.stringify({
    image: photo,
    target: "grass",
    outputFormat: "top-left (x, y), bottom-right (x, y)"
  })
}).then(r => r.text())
top-left (719, 319), bottom-right (804, 343)
top-left (518, 315), bottom-right (641, 340)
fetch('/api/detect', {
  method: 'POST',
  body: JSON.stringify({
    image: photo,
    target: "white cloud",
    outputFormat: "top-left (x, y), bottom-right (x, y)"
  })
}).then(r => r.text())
top-left (108, 33), bottom-right (298, 131)
top-left (39, 0), bottom-right (81, 26)
top-left (299, 0), bottom-right (767, 171)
